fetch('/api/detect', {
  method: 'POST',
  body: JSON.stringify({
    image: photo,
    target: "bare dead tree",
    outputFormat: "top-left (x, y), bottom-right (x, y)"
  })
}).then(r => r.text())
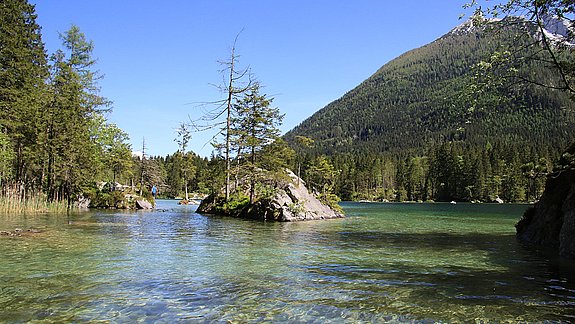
top-left (187, 31), bottom-right (254, 205)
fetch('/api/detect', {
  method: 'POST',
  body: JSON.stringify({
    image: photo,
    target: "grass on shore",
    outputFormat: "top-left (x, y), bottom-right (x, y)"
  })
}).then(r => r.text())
top-left (0, 193), bottom-right (70, 214)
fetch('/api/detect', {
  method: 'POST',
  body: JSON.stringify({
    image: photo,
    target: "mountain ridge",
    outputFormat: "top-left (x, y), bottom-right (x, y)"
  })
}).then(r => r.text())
top-left (284, 17), bottom-right (575, 202)
top-left (285, 17), bottom-right (575, 156)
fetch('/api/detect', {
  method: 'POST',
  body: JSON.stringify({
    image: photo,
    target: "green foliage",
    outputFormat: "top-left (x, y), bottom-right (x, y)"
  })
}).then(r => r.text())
top-left (40, 24), bottom-right (109, 201)
top-left (302, 155), bottom-right (343, 209)
top-left (91, 115), bottom-right (134, 183)
top-left (88, 189), bottom-right (127, 209)
top-left (305, 156), bottom-right (339, 195)
top-left (0, 0), bottom-right (48, 185)
top-left (230, 83), bottom-right (285, 203)
top-left (214, 193), bottom-right (250, 215)
top-left (0, 126), bottom-right (14, 185)
top-left (0, 3), bottom-right (136, 205)
top-left (254, 182), bottom-right (279, 200)
top-left (287, 201), bottom-right (306, 215)
top-left (318, 192), bottom-right (343, 213)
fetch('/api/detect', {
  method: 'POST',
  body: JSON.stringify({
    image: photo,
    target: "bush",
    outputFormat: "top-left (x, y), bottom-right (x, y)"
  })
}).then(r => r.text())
top-left (140, 188), bottom-right (156, 207)
top-left (318, 192), bottom-right (343, 213)
top-left (215, 194), bottom-right (250, 215)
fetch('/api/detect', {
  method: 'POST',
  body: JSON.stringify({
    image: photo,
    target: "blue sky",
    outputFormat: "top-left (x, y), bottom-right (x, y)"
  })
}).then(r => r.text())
top-left (31, 1), bottom-right (475, 157)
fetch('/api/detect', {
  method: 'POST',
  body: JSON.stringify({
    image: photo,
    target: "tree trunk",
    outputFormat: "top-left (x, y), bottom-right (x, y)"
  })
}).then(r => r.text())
top-left (184, 170), bottom-right (189, 200)
top-left (225, 52), bottom-right (234, 205)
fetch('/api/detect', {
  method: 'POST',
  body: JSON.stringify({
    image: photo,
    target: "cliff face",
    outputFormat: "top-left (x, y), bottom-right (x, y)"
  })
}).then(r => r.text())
top-left (197, 170), bottom-right (344, 222)
top-left (516, 144), bottom-right (575, 259)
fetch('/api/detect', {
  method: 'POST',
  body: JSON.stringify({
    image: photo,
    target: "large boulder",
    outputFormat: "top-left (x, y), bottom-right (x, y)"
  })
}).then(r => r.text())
top-left (516, 144), bottom-right (575, 259)
top-left (197, 170), bottom-right (344, 221)
top-left (135, 199), bottom-right (154, 210)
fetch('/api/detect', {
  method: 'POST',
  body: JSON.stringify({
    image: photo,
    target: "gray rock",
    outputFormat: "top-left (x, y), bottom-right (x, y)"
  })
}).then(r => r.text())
top-left (76, 196), bottom-right (91, 209)
top-left (516, 144), bottom-right (575, 259)
top-left (0, 228), bottom-right (42, 237)
top-left (135, 199), bottom-right (153, 209)
top-left (560, 185), bottom-right (575, 258)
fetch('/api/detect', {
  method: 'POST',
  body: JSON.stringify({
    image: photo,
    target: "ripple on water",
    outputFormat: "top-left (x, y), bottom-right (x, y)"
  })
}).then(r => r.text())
top-left (1, 202), bottom-right (575, 322)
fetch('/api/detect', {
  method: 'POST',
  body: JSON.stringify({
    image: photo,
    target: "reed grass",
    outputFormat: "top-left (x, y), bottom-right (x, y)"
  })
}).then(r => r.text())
top-left (0, 188), bottom-right (70, 214)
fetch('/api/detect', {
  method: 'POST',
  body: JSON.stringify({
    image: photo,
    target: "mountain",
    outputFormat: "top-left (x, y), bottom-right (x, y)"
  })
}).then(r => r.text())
top-left (285, 17), bottom-right (575, 157)
top-left (284, 17), bottom-right (575, 203)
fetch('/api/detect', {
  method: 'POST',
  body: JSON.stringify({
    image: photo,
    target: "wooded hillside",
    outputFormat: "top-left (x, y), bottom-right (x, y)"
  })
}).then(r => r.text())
top-left (286, 18), bottom-right (575, 202)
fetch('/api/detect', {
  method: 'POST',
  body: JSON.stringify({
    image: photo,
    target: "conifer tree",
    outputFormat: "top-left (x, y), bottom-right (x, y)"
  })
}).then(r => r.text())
top-left (231, 83), bottom-right (284, 203)
top-left (193, 33), bottom-right (253, 205)
top-left (175, 122), bottom-right (195, 200)
top-left (45, 25), bottom-right (109, 202)
top-left (0, 0), bottom-right (48, 186)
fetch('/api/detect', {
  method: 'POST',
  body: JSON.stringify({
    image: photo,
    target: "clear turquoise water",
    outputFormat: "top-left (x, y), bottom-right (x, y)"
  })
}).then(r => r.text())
top-left (1, 201), bottom-right (574, 322)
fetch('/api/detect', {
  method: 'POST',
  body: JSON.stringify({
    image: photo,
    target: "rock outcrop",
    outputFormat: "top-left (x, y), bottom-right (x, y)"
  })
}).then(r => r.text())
top-left (197, 170), bottom-right (344, 221)
top-left (516, 144), bottom-right (575, 259)
top-left (135, 199), bottom-right (154, 209)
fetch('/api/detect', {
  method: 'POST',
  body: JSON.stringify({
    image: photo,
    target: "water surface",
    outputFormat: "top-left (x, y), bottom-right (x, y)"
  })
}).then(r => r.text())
top-left (1, 201), bottom-right (574, 322)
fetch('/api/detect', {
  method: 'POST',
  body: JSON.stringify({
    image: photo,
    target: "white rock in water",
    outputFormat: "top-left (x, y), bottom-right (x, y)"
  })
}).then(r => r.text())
top-left (136, 200), bottom-right (153, 209)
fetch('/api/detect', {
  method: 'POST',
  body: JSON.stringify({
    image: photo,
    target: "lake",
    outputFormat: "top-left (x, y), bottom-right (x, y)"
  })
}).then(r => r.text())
top-left (1, 201), bottom-right (574, 322)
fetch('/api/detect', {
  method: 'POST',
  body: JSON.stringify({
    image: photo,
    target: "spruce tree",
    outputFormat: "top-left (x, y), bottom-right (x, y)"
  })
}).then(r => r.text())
top-left (231, 83), bottom-right (284, 203)
top-left (44, 25), bottom-right (109, 202)
top-left (0, 0), bottom-right (48, 186)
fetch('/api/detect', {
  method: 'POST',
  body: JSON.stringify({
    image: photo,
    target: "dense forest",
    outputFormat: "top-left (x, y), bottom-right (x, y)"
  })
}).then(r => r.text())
top-left (285, 17), bottom-right (575, 203)
top-left (0, 0), bottom-right (137, 205)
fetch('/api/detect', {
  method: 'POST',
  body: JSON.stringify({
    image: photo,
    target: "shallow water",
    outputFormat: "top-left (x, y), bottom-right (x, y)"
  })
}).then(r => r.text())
top-left (1, 201), bottom-right (574, 322)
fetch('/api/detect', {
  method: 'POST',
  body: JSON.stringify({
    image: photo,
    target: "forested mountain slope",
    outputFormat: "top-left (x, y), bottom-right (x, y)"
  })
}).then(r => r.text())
top-left (285, 18), bottom-right (575, 157)
top-left (285, 18), bottom-right (575, 202)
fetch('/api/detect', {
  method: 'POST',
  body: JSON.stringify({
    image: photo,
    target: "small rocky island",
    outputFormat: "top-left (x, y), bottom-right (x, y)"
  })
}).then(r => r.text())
top-left (197, 170), bottom-right (344, 221)
top-left (516, 144), bottom-right (575, 259)
top-left (78, 182), bottom-right (155, 210)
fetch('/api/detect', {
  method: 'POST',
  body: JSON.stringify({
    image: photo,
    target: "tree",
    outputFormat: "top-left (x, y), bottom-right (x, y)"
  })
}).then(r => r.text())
top-left (294, 135), bottom-right (314, 185)
top-left (58, 25), bottom-right (111, 111)
top-left (0, 125), bottom-right (14, 186)
top-left (465, 1), bottom-right (574, 94)
top-left (91, 115), bottom-right (133, 184)
top-left (192, 33), bottom-right (254, 206)
top-left (43, 25), bottom-right (109, 203)
top-left (138, 137), bottom-right (147, 195)
top-left (231, 83), bottom-right (284, 203)
top-left (305, 155), bottom-right (341, 208)
top-left (0, 0), bottom-right (48, 187)
top-left (174, 122), bottom-right (195, 200)
top-left (521, 158), bottom-right (549, 201)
